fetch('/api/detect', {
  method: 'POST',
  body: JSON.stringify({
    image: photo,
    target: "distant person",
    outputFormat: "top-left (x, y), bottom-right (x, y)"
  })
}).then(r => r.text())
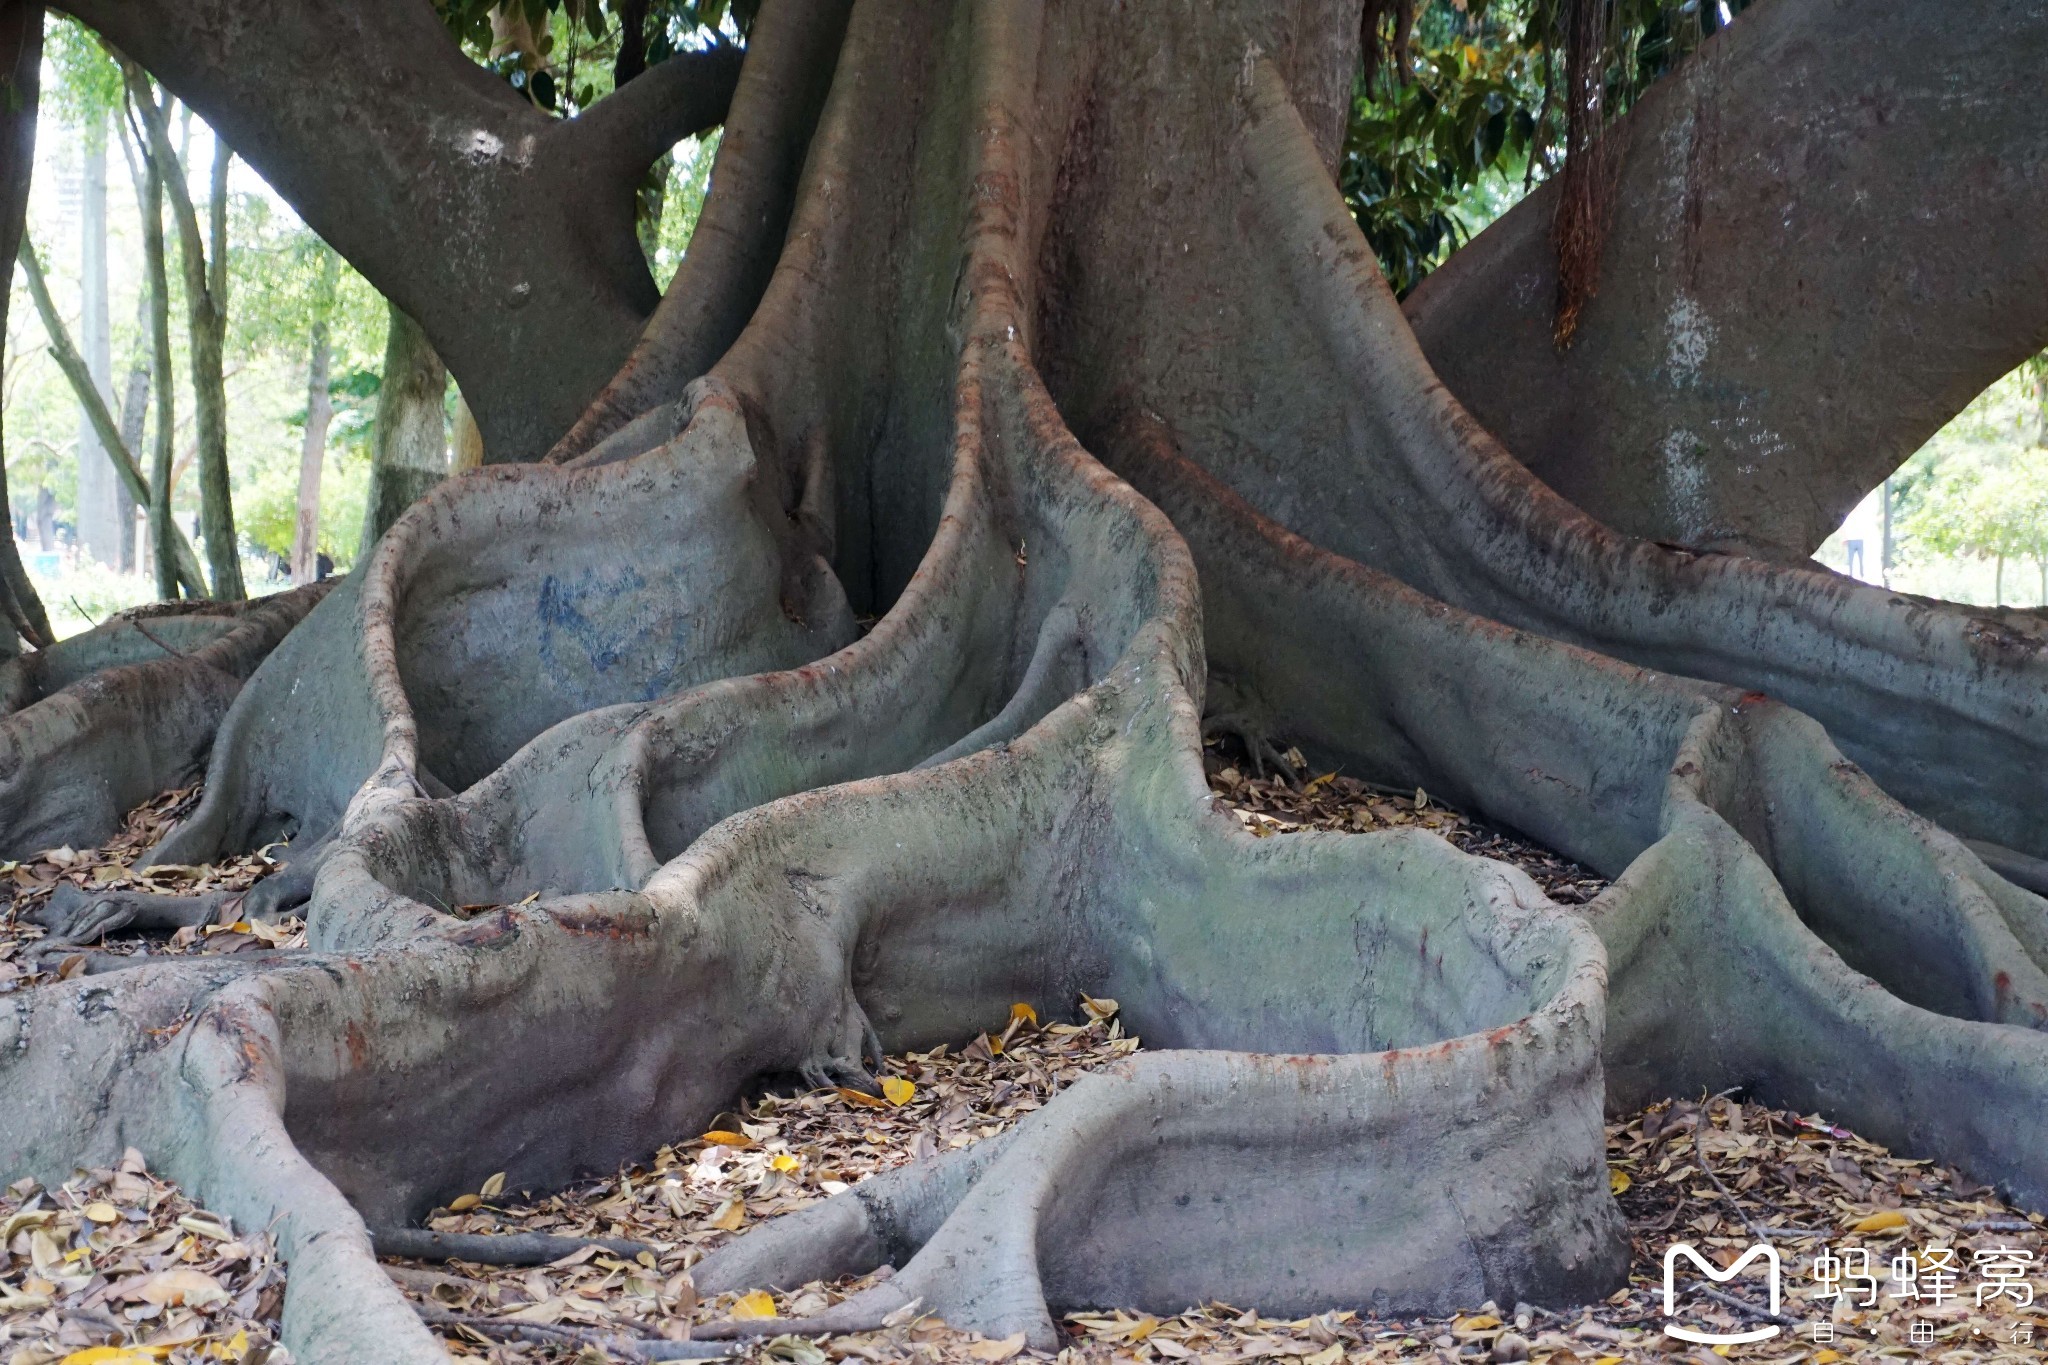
top-left (316, 551), bottom-right (334, 582)
top-left (1845, 538), bottom-right (1864, 578)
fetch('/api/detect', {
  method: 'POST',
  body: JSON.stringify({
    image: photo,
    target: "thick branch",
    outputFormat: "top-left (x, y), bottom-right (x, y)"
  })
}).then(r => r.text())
top-left (16, 237), bottom-right (212, 597)
top-left (62, 0), bottom-right (748, 462)
top-left (1403, 0), bottom-right (2048, 557)
top-left (566, 43), bottom-right (744, 182)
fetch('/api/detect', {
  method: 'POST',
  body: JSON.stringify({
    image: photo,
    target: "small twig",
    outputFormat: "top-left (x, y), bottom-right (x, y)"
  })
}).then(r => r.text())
top-left (411, 1304), bottom-right (727, 1360)
top-left (127, 616), bottom-right (187, 658)
top-left (1692, 1088), bottom-right (1776, 1245)
top-left (1965, 1218), bottom-right (2039, 1233)
top-left (374, 1226), bottom-right (657, 1266)
top-left (1683, 1282), bottom-right (1793, 1326)
top-left (69, 595), bottom-right (101, 629)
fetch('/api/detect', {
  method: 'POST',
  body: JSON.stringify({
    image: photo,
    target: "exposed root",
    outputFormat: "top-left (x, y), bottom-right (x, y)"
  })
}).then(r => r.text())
top-left (0, 584), bottom-right (330, 859)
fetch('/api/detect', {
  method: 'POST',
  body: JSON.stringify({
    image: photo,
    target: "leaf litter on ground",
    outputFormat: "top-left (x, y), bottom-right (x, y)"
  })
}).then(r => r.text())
top-left (9, 786), bottom-right (2046, 1363)
top-left (0, 785), bottom-right (301, 994)
top-left (0, 1147), bottom-right (289, 1364)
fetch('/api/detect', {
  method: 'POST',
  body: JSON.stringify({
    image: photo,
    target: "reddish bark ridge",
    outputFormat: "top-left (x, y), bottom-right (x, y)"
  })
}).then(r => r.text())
top-left (6, 3), bottom-right (2048, 1362)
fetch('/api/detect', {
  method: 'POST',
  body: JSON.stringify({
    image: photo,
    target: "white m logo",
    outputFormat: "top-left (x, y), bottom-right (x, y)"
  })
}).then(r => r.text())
top-left (1662, 1241), bottom-right (1783, 1344)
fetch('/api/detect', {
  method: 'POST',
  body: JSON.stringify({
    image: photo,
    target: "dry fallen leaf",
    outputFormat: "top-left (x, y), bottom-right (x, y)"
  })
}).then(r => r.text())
top-left (731, 1289), bottom-right (778, 1320)
top-left (967, 1331), bottom-right (1028, 1361)
top-left (881, 1077), bottom-right (916, 1106)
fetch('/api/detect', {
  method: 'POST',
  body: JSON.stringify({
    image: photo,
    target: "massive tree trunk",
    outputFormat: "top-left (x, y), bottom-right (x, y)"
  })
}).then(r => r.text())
top-left (5, 4), bottom-right (2048, 1363)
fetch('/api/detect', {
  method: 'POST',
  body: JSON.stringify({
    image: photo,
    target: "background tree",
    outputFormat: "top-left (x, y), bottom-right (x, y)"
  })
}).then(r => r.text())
top-left (122, 60), bottom-right (242, 599)
top-left (4, 5), bottom-right (2048, 1362)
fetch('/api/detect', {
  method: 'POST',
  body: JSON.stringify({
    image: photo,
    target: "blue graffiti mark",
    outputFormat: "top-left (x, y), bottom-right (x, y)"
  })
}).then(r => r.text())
top-left (536, 566), bottom-right (666, 678)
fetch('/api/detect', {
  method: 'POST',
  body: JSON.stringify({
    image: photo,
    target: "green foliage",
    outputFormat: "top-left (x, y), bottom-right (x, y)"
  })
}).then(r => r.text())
top-left (1340, 33), bottom-right (1543, 296)
top-left (236, 439), bottom-right (373, 568)
top-left (649, 130), bottom-right (718, 290)
top-left (42, 16), bottom-right (123, 141)
top-left (428, 0), bottom-right (745, 114)
top-left (1342, 0), bottom-right (1754, 296)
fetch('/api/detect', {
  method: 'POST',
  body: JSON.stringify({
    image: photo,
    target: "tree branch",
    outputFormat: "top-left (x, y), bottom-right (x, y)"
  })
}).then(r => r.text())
top-left (16, 237), bottom-right (210, 597)
top-left (59, 0), bottom-right (675, 461)
top-left (567, 43), bottom-right (745, 180)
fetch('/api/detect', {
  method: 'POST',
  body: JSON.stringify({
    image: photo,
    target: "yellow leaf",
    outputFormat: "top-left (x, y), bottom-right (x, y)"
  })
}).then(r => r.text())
top-left (137, 1267), bottom-right (228, 1307)
top-left (1814, 1352), bottom-right (1842, 1364)
top-left (223, 1331), bottom-right (250, 1361)
top-left (1080, 995), bottom-right (1119, 1022)
top-left (82, 1201), bottom-right (120, 1223)
top-left (701, 1130), bottom-right (754, 1147)
top-left (1594, 1358), bottom-right (1624, 1365)
top-left (881, 1077), bottom-right (916, 1106)
top-left (1608, 1168), bottom-right (1632, 1195)
top-left (1009, 1002), bottom-right (1038, 1028)
top-left (1852, 1209), bottom-right (1908, 1233)
top-left (1126, 1317), bottom-right (1159, 1341)
top-left (58, 1349), bottom-right (156, 1365)
top-left (479, 1171), bottom-right (506, 1199)
top-left (709, 1200), bottom-right (746, 1231)
top-left (448, 1193), bottom-right (481, 1212)
top-left (836, 1087), bottom-right (888, 1108)
top-left (1454, 1314), bottom-right (1502, 1332)
top-left (731, 1289), bottom-right (777, 1320)
top-left (769, 1154), bottom-right (800, 1172)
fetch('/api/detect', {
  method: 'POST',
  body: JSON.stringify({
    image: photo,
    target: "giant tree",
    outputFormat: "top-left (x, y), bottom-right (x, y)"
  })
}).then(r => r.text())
top-left (4, 2), bottom-right (2048, 1362)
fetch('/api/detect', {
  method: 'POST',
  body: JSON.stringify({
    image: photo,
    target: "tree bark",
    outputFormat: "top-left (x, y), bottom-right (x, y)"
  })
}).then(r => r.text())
top-left (359, 301), bottom-right (448, 555)
top-left (291, 247), bottom-right (339, 584)
top-left (1404, 0), bottom-right (2048, 560)
top-left (64, 0), bottom-right (745, 462)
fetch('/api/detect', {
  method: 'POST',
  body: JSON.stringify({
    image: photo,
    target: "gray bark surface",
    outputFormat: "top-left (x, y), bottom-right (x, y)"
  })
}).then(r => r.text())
top-left (3, 5), bottom-right (2046, 1363)
top-left (1404, 0), bottom-right (2048, 559)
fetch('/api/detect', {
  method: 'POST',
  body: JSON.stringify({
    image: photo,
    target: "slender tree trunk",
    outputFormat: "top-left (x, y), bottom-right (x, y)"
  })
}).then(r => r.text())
top-left (127, 68), bottom-right (243, 599)
top-left (290, 248), bottom-right (339, 583)
top-left (142, 129), bottom-right (181, 599)
top-left (74, 116), bottom-right (126, 571)
top-left (0, 0), bottom-right (46, 652)
top-left (115, 295), bottom-right (151, 576)
top-left (1996, 553), bottom-right (2005, 606)
top-left (359, 301), bottom-right (448, 554)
